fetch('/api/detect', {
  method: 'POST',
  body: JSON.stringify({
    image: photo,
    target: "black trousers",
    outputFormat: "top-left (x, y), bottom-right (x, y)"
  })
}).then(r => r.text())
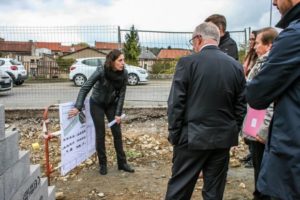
top-left (89, 98), bottom-right (127, 166)
top-left (250, 141), bottom-right (270, 200)
top-left (165, 144), bottom-right (230, 200)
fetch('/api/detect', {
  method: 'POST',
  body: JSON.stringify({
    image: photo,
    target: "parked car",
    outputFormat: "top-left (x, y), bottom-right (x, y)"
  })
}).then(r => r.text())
top-left (0, 70), bottom-right (13, 92)
top-left (69, 57), bottom-right (148, 86)
top-left (0, 58), bottom-right (28, 85)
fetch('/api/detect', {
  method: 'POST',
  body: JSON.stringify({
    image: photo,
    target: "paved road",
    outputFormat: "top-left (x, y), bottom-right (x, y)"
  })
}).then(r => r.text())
top-left (0, 80), bottom-right (172, 109)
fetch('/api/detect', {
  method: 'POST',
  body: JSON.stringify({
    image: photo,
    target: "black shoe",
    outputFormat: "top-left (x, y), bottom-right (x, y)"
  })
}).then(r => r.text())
top-left (118, 163), bottom-right (135, 173)
top-left (99, 165), bottom-right (107, 175)
top-left (245, 160), bottom-right (253, 168)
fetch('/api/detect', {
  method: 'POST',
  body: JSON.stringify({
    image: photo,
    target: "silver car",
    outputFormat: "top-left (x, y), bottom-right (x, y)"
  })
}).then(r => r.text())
top-left (69, 57), bottom-right (148, 86)
top-left (0, 58), bottom-right (28, 85)
top-left (0, 70), bottom-right (13, 92)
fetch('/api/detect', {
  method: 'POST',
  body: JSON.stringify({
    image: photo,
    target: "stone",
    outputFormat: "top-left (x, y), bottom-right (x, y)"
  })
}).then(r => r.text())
top-left (0, 130), bottom-right (19, 175)
top-left (0, 104), bottom-right (4, 140)
top-left (31, 177), bottom-right (48, 200)
top-left (10, 164), bottom-right (41, 200)
top-left (3, 151), bottom-right (30, 200)
top-left (0, 174), bottom-right (4, 200)
top-left (48, 186), bottom-right (56, 200)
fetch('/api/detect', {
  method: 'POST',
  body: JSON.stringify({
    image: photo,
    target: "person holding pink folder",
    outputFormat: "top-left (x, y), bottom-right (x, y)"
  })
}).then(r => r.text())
top-left (243, 27), bottom-right (278, 200)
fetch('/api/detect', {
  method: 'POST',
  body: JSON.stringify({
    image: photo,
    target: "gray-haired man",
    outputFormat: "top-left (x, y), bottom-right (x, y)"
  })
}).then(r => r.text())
top-left (165, 22), bottom-right (246, 200)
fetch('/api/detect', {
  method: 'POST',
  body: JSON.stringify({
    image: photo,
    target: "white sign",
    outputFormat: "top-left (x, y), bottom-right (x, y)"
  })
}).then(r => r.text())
top-left (59, 100), bottom-right (95, 176)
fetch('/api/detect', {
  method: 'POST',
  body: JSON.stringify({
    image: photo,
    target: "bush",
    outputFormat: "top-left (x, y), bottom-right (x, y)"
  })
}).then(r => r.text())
top-left (151, 60), bottom-right (177, 74)
top-left (56, 58), bottom-right (75, 70)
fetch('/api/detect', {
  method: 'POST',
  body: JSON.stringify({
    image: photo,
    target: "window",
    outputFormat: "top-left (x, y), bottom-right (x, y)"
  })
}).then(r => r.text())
top-left (98, 58), bottom-right (105, 66)
top-left (10, 59), bottom-right (21, 65)
top-left (82, 59), bottom-right (99, 66)
top-left (0, 60), bottom-right (4, 66)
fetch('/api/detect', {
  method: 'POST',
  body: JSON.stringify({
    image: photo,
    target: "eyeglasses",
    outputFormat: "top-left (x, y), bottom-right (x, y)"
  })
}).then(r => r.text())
top-left (189, 35), bottom-right (201, 46)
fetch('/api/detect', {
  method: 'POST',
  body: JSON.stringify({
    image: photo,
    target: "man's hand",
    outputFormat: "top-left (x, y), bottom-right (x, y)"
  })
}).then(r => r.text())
top-left (68, 108), bottom-right (80, 119)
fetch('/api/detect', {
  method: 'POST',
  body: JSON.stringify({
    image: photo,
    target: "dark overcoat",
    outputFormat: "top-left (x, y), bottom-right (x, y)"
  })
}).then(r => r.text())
top-left (246, 3), bottom-right (300, 199)
top-left (168, 45), bottom-right (246, 149)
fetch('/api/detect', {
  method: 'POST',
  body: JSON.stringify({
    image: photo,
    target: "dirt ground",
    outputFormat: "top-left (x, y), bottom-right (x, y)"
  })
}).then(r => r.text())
top-left (6, 109), bottom-right (255, 200)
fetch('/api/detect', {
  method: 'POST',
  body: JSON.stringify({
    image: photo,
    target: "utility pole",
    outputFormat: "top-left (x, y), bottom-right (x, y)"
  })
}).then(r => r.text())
top-left (270, 0), bottom-right (273, 26)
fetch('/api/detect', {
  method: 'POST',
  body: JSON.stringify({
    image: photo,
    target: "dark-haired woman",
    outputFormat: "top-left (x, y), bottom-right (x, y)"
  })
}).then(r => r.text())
top-left (243, 31), bottom-right (258, 76)
top-left (68, 49), bottom-right (134, 175)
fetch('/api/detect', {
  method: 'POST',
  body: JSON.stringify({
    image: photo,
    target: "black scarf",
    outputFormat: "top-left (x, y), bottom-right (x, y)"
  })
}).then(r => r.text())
top-left (104, 68), bottom-right (125, 90)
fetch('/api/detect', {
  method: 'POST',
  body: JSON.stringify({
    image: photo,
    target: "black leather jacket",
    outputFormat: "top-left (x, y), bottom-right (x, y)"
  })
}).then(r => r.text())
top-left (219, 31), bottom-right (239, 60)
top-left (74, 67), bottom-right (127, 116)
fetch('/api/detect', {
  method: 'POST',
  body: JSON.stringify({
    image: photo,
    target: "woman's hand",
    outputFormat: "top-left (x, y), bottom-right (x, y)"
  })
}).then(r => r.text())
top-left (255, 135), bottom-right (266, 144)
top-left (115, 116), bottom-right (122, 124)
top-left (68, 108), bottom-right (80, 119)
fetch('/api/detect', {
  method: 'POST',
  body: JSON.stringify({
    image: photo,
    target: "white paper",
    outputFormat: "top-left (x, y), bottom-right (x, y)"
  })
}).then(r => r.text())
top-left (251, 118), bottom-right (257, 128)
top-left (108, 113), bottom-right (126, 127)
top-left (59, 99), bottom-right (95, 176)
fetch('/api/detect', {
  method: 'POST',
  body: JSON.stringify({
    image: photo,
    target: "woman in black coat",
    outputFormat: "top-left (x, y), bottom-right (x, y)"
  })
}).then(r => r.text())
top-left (68, 49), bottom-right (134, 175)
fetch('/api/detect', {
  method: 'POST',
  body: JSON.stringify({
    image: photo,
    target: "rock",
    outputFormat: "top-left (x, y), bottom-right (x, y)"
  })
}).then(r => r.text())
top-left (55, 192), bottom-right (65, 199)
top-left (239, 182), bottom-right (246, 189)
top-left (230, 158), bottom-right (241, 168)
top-left (97, 192), bottom-right (105, 197)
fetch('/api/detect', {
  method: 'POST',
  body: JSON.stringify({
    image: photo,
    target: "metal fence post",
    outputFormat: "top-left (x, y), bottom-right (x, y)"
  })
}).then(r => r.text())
top-left (118, 26), bottom-right (121, 49)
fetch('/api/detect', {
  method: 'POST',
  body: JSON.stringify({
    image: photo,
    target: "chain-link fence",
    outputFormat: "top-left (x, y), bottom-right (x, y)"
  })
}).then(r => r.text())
top-left (0, 26), bottom-right (248, 109)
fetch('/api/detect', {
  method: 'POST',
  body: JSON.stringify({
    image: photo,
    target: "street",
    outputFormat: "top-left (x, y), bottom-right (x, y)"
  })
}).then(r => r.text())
top-left (0, 80), bottom-right (172, 109)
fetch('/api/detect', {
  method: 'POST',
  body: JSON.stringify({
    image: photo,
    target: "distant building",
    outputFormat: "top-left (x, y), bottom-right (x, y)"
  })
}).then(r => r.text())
top-left (60, 47), bottom-right (107, 60)
top-left (0, 40), bottom-right (33, 60)
top-left (157, 49), bottom-right (191, 60)
top-left (95, 42), bottom-right (123, 54)
top-left (138, 47), bottom-right (156, 71)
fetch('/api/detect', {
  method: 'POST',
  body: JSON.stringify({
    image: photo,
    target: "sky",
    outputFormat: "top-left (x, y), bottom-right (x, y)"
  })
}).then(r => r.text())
top-left (0, 0), bottom-right (282, 48)
top-left (0, 0), bottom-right (281, 31)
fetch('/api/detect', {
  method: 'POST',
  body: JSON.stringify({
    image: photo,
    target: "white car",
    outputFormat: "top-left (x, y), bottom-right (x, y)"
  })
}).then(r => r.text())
top-left (69, 57), bottom-right (148, 86)
top-left (0, 70), bottom-right (13, 92)
top-left (0, 58), bottom-right (28, 85)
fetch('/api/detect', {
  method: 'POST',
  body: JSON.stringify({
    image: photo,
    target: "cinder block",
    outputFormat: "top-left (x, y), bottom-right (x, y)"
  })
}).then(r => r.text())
top-left (3, 151), bottom-right (30, 200)
top-left (48, 185), bottom-right (56, 200)
top-left (0, 174), bottom-right (4, 200)
top-left (0, 104), bottom-right (5, 140)
top-left (10, 164), bottom-right (41, 200)
top-left (0, 130), bottom-right (19, 175)
top-left (31, 177), bottom-right (48, 200)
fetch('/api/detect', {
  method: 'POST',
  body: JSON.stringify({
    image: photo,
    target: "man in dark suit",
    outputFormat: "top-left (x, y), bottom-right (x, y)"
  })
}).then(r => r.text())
top-left (165, 22), bottom-right (246, 200)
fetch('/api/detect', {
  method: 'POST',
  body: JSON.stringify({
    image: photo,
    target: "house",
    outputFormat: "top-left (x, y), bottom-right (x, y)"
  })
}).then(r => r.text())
top-left (0, 40), bottom-right (34, 60)
top-left (157, 49), bottom-right (191, 60)
top-left (95, 42), bottom-right (123, 54)
top-left (60, 47), bottom-right (107, 60)
top-left (34, 42), bottom-right (63, 57)
top-left (138, 47), bottom-right (156, 71)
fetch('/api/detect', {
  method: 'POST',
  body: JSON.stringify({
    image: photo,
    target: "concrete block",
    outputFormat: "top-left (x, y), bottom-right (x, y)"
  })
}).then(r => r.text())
top-left (0, 104), bottom-right (4, 140)
top-left (0, 130), bottom-right (19, 175)
top-left (31, 177), bottom-right (48, 200)
top-left (3, 151), bottom-right (30, 200)
top-left (0, 174), bottom-right (4, 200)
top-left (10, 164), bottom-right (41, 200)
top-left (48, 185), bottom-right (56, 200)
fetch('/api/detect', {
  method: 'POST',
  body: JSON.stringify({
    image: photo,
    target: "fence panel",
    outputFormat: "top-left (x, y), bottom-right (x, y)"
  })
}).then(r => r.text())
top-left (0, 26), bottom-right (247, 109)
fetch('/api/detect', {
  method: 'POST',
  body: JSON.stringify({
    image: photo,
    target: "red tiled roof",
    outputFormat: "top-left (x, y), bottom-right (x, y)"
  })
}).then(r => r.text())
top-left (71, 45), bottom-right (86, 51)
top-left (35, 42), bottom-right (62, 51)
top-left (0, 41), bottom-right (32, 52)
top-left (157, 49), bottom-right (191, 59)
top-left (95, 42), bottom-right (123, 50)
top-left (60, 45), bottom-right (72, 53)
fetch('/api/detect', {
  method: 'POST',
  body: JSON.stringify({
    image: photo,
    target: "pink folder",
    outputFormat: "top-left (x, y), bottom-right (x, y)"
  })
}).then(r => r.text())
top-left (243, 107), bottom-right (266, 137)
